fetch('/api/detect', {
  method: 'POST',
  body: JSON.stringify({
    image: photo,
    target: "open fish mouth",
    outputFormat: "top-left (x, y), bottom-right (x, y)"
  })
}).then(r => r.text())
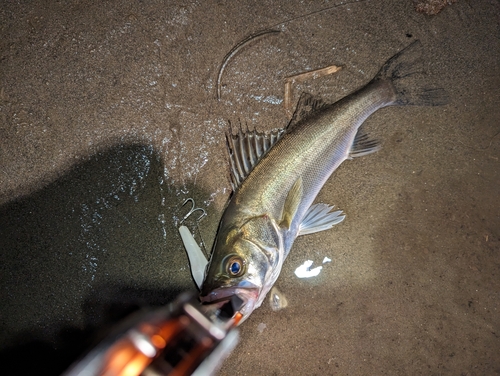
top-left (200, 287), bottom-right (260, 325)
top-left (200, 284), bottom-right (261, 324)
top-left (200, 285), bottom-right (259, 304)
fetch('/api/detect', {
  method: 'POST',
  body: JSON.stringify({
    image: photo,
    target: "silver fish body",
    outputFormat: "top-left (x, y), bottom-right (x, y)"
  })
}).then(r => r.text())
top-left (201, 40), bottom-right (447, 322)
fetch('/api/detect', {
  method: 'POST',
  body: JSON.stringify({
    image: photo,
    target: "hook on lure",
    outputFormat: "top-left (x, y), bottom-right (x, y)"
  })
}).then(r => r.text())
top-left (178, 198), bottom-right (209, 290)
top-left (179, 198), bottom-right (207, 225)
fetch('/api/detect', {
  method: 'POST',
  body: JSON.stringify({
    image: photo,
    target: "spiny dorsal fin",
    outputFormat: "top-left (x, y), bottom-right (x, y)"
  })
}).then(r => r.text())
top-left (280, 176), bottom-right (303, 230)
top-left (288, 92), bottom-right (330, 130)
top-left (226, 124), bottom-right (285, 190)
top-left (349, 128), bottom-right (381, 159)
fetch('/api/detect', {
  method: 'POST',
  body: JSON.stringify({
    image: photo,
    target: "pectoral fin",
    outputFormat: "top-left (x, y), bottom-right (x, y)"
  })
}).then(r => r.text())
top-left (280, 177), bottom-right (303, 230)
top-left (297, 203), bottom-right (345, 236)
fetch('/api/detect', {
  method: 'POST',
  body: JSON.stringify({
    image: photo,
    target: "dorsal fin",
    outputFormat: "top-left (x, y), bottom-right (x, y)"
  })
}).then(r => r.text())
top-left (349, 128), bottom-right (381, 158)
top-left (288, 92), bottom-right (330, 130)
top-left (226, 124), bottom-right (285, 190)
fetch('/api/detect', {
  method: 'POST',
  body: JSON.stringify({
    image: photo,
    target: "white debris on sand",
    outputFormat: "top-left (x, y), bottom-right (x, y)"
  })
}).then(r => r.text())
top-left (294, 260), bottom-right (322, 278)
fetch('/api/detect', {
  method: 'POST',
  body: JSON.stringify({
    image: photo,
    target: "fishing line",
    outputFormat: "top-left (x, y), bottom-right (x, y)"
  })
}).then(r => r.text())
top-left (216, 0), bottom-right (371, 100)
top-left (267, 0), bottom-right (371, 30)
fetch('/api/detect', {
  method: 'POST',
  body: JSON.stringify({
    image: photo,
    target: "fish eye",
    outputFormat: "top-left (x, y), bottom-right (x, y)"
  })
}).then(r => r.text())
top-left (226, 255), bottom-right (245, 277)
top-left (229, 261), bottom-right (241, 275)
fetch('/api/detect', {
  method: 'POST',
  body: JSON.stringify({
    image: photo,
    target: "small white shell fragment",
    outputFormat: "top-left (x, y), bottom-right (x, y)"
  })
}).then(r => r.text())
top-left (294, 260), bottom-right (322, 278)
top-left (322, 257), bottom-right (332, 263)
top-left (257, 322), bottom-right (267, 333)
top-left (178, 225), bottom-right (208, 290)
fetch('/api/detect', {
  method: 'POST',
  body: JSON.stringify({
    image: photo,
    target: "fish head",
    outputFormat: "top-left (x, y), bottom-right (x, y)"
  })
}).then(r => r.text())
top-left (200, 220), bottom-right (282, 323)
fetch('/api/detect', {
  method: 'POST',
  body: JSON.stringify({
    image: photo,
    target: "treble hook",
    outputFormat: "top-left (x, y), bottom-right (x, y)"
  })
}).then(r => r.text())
top-left (178, 198), bottom-right (209, 259)
top-left (179, 198), bottom-right (207, 225)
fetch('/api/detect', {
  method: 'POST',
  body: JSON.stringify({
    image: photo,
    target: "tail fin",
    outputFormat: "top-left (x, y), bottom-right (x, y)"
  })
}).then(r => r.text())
top-left (374, 40), bottom-right (449, 106)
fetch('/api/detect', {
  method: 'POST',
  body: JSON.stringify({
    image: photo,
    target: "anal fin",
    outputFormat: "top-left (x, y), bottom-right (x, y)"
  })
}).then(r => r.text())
top-left (349, 128), bottom-right (380, 159)
top-left (298, 203), bottom-right (345, 236)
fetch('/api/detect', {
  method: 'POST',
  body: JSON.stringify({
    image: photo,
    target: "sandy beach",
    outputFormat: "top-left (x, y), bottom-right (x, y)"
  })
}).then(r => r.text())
top-left (1, 0), bottom-right (499, 374)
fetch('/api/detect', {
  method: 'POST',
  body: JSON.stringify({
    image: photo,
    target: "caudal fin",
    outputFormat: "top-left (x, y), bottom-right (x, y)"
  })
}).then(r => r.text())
top-left (374, 40), bottom-right (449, 106)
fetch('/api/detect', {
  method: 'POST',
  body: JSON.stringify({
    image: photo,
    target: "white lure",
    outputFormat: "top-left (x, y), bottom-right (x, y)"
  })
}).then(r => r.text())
top-left (178, 225), bottom-right (208, 290)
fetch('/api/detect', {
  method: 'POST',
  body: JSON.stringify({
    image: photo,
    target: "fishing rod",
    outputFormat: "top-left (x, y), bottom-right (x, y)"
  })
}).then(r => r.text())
top-left (63, 293), bottom-right (243, 376)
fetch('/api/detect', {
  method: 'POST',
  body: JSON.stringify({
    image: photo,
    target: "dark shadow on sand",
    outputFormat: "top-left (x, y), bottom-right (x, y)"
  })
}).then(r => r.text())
top-left (0, 144), bottom-right (209, 375)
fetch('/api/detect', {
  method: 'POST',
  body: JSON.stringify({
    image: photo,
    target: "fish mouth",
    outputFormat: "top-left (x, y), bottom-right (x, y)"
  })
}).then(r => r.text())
top-left (200, 285), bottom-right (259, 304)
top-left (200, 283), bottom-right (260, 323)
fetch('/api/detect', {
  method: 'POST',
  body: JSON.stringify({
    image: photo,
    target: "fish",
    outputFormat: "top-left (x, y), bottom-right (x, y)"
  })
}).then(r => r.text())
top-left (200, 40), bottom-right (448, 323)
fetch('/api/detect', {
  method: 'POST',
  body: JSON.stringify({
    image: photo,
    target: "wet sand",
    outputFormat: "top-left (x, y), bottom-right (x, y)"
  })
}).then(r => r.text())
top-left (1, 0), bottom-right (499, 374)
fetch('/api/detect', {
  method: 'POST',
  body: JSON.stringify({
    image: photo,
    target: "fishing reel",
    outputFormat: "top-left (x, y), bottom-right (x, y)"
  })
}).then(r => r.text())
top-left (63, 292), bottom-right (243, 376)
